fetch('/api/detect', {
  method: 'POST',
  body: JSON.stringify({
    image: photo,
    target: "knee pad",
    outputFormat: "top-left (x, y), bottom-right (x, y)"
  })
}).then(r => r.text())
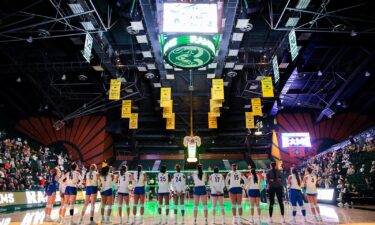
top-left (165, 205), bottom-right (169, 210)
top-left (237, 204), bottom-right (242, 209)
top-left (140, 204), bottom-right (144, 208)
top-left (231, 205), bottom-right (236, 209)
top-left (301, 205), bottom-right (305, 210)
top-left (69, 204), bottom-right (74, 210)
top-left (108, 205), bottom-right (112, 210)
top-left (203, 205), bottom-right (207, 210)
top-left (101, 205), bottom-right (105, 210)
top-left (292, 206), bottom-right (297, 211)
top-left (158, 204), bottom-right (162, 209)
top-left (180, 205), bottom-right (185, 210)
top-left (194, 206), bottom-right (198, 211)
top-left (46, 204), bottom-right (52, 209)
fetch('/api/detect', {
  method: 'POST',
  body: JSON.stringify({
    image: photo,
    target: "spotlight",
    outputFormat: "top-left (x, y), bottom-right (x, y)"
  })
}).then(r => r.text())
top-left (44, 105), bottom-right (49, 110)
top-left (297, 101), bottom-right (301, 106)
top-left (211, 139), bottom-right (215, 144)
top-left (254, 130), bottom-right (262, 136)
top-left (336, 101), bottom-right (342, 106)
top-left (61, 74), bottom-right (67, 81)
top-left (227, 71), bottom-right (237, 78)
top-left (351, 30), bottom-right (357, 37)
top-left (318, 70), bottom-right (323, 76)
top-left (16, 77), bottom-right (22, 83)
top-left (26, 36), bottom-right (33, 43)
top-left (78, 74), bottom-right (88, 81)
top-left (365, 71), bottom-right (371, 77)
top-left (263, 54), bottom-right (267, 58)
top-left (83, 103), bottom-right (87, 108)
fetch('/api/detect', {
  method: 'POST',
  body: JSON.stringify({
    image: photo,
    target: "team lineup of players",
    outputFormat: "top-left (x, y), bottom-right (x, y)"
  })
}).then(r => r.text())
top-left (43, 162), bottom-right (323, 225)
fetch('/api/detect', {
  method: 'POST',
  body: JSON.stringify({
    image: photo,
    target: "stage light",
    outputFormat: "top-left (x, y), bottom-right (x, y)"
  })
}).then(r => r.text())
top-left (318, 70), bottom-right (323, 76)
top-left (68, 3), bottom-right (85, 15)
top-left (80, 21), bottom-right (95, 31)
top-left (234, 64), bottom-right (244, 70)
top-left (236, 19), bottom-right (249, 29)
top-left (137, 66), bottom-right (147, 72)
top-left (208, 63), bottom-right (217, 69)
top-left (225, 62), bottom-right (235, 68)
top-left (296, 0), bottom-right (311, 9)
top-left (147, 64), bottom-right (156, 70)
top-left (228, 49), bottom-right (239, 56)
top-left (142, 51), bottom-right (153, 58)
top-left (166, 74), bottom-right (175, 80)
top-left (232, 33), bottom-right (244, 42)
top-left (207, 74), bottom-right (216, 79)
top-left (145, 73), bottom-right (155, 79)
top-left (153, 83), bottom-right (161, 88)
top-left (365, 71), bottom-right (371, 77)
top-left (130, 21), bottom-right (144, 31)
top-left (16, 77), bottom-right (21, 83)
top-left (136, 35), bottom-right (148, 44)
top-left (285, 17), bottom-right (300, 27)
top-left (26, 36), bottom-right (33, 43)
top-left (351, 30), bottom-right (357, 37)
top-left (44, 105), bottom-right (49, 110)
top-left (61, 74), bottom-right (66, 81)
top-left (227, 71), bottom-right (237, 78)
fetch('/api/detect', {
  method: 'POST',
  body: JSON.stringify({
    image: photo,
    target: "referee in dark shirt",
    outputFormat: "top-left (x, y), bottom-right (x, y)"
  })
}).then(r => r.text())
top-left (266, 162), bottom-right (285, 223)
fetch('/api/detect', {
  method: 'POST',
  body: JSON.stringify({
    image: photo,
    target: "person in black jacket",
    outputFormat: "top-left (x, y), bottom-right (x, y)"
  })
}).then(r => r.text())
top-left (266, 162), bottom-right (285, 223)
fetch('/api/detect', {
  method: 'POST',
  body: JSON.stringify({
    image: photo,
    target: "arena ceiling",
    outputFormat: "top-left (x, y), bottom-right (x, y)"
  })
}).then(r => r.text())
top-left (0, 0), bottom-right (374, 154)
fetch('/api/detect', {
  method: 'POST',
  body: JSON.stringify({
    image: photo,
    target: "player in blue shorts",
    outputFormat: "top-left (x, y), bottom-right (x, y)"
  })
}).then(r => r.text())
top-left (245, 168), bottom-right (262, 224)
top-left (209, 167), bottom-right (225, 225)
top-left (117, 165), bottom-right (132, 224)
top-left (156, 165), bottom-right (171, 224)
top-left (225, 164), bottom-right (245, 225)
top-left (64, 163), bottom-right (82, 225)
top-left (302, 167), bottom-right (322, 222)
top-left (79, 164), bottom-right (99, 224)
top-left (132, 165), bottom-right (147, 225)
top-left (288, 168), bottom-right (306, 223)
top-left (192, 164), bottom-right (208, 225)
top-left (44, 168), bottom-right (58, 222)
top-left (99, 166), bottom-right (114, 223)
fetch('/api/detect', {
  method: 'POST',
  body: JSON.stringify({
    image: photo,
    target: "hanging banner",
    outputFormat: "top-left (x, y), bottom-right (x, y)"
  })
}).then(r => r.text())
top-left (211, 79), bottom-right (224, 100)
top-left (208, 115), bottom-right (217, 129)
top-left (163, 103), bottom-right (173, 118)
top-left (129, 113), bottom-right (138, 129)
top-left (109, 79), bottom-right (121, 100)
top-left (121, 100), bottom-right (132, 118)
top-left (166, 113), bottom-right (175, 130)
top-left (160, 88), bottom-right (171, 107)
top-left (82, 33), bottom-right (93, 63)
top-left (251, 98), bottom-right (263, 116)
top-left (261, 76), bottom-right (274, 97)
top-left (289, 29), bottom-right (298, 61)
top-left (245, 112), bottom-right (255, 129)
top-left (272, 56), bottom-right (280, 83)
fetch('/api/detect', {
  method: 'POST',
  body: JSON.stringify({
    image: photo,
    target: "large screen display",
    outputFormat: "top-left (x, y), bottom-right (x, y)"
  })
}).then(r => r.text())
top-left (281, 132), bottom-right (311, 148)
top-left (163, 3), bottom-right (218, 33)
top-left (317, 188), bottom-right (334, 201)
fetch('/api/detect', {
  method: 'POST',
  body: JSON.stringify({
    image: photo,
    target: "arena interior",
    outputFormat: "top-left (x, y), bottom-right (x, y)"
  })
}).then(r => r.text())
top-left (0, 0), bottom-right (375, 225)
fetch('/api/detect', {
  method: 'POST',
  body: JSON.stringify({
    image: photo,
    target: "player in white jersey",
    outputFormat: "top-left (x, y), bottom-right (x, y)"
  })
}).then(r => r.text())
top-left (172, 164), bottom-right (186, 225)
top-left (287, 168), bottom-right (306, 223)
top-left (302, 167), bottom-right (322, 222)
top-left (57, 170), bottom-right (67, 223)
top-left (118, 165), bottom-right (132, 224)
top-left (192, 164), bottom-right (208, 225)
top-left (63, 163), bottom-right (82, 225)
top-left (133, 165), bottom-right (147, 225)
top-left (245, 168), bottom-right (262, 225)
top-left (225, 164), bottom-right (245, 225)
top-left (98, 166), bottom-right (114, 223)
top-left (156, 165), bottom-right (171, 224)
top-left (79, 164), bottom-right (99, 224)
top-left (209, 167), bottom-right (225, 225)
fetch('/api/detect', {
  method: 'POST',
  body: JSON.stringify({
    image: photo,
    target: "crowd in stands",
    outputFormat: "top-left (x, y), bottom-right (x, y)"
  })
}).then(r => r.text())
top-left (299, 131), bottom-right (375, 207)
top-left (0, 130), bottom-right (74, 191)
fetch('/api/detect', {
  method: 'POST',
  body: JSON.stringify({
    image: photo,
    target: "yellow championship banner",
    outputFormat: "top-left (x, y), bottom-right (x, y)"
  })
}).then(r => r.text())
top-left (163, 104), bottom-right (173, 118)
top-left (160, 87), bottom-right (171, 107)
top-left (121, 100), bottom-right (132, 118)
top-left (108, 79), bottom-right (121, 100)
top-left (211, 79), bottom-right (224, 100)
top-left (208, 115), bottom-right (217, 129)
top-left (261, 76), bottom-right (274, 97)
top-left (129, 113), bottom-right (138, 129)
top-left (245, 112), bottom-right (255, 128)
top-left (251, 98), bottom-right (263, 116)
top-left (210, 99), bottom-right (223, 108)
top-left (166, 113), bottom-right (175, 130)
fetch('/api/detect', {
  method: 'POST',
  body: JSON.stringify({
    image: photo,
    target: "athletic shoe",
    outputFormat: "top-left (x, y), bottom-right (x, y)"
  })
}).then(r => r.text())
top-left (212, 217), bottom-right (216, 225)
top-left (89, 221), bottom-right (96, 225)
top-left (281, 217), bottom-right (286, 224)
top-left (232, 217), bottom-right (237, 225)
top-left (119, 217), bottom-right (122, 224)
top-left (193, 219), bottom-right (197, 225)
top-left (78, 217), bottom-right (83, 224)
top-left (268, 217), bottom-right (273, 224)
top-left (238, 217), bottom-right (243, 225)
top-left (248, 217), bottom-right (254, 224)
top-left (101, 217), bottom-right (105, 224)
top-left (291, 217), bottom-right (296, 224)
top-left (181, 217), bottom-right (185, 225)
top-left (204, 218), bottom-right (208, 225)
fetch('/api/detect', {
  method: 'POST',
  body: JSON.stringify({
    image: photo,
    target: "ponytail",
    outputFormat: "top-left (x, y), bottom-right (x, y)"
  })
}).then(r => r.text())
top-left (271, 162), bottom-right (277, 179)
top-left (197, 164), bottom-right (203, 180)
top-left (120, 165), bottom-right (127, 176)
top-left (292, 168), bottom-right (301, 186)
top-left (251, 168), bottom-right (258, 184)
top-left (137, 165), bottom-right (142, 181)
top-left (175, 164), bottom-right (181, 173)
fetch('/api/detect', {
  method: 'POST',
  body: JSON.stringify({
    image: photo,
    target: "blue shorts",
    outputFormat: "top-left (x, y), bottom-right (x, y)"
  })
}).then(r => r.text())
top-left (211, 193), bottom-right (224, 197)
top-left (229, 187), bottom-right (242, 195)
top-left (46, 186), bottom-right (56, 196)
top-left (118, 192), bottom-right (129, 196)
top-left (158, 192), bottom-right (170, 196)
top-left (134, 186), bottom-right (145, 195)
top-left (101, 189), bottom-right (113, 196)
top-left (248, 189), bottom-right (260, 198)
top-left (307, 193), bottom-right (317, 197)
top-left (65, 186), bottom-right (77, 195)
top-left (194, 186), bottom-right (207, 196)
top-left (86, 186), bottom-right (98, 195)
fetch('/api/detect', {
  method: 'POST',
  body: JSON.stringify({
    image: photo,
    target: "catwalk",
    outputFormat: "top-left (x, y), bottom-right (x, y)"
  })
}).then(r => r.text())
top-left (0, 199), bottom-right (374, 225)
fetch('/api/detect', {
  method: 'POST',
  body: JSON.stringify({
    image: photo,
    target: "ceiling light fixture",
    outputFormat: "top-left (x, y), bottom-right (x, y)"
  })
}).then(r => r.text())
top-left (351, 30), bottom-right (357, 37)
top-left (61, 74), bottom-right (66, 81)
top-left (318, 70), bottom-right (323, 76)
top-left (227, 71), bottom-right (238, 78)
top-left (145, 72), bottom-right (155, 79)
top-left (16, 77), bottom-right (21, 83)
top-left (26, 36), bottom-right (33, 43)
top-left (365, 71), bottom-right (371, 77)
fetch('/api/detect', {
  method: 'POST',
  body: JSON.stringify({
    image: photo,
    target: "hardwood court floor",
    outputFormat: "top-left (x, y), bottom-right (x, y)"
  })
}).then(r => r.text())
top-left (1, 199), bottom-right (375, 225)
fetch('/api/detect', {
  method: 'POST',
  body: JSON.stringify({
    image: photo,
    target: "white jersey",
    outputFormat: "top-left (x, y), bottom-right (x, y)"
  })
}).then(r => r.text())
top-left (118, 172), bottom-right (132, 194)
top-left (99, 174), bottom-right (113, 192)
top-left (226, 171), bottom-right (243, 189)
top-left (172, 172), bottom-right (186, 193)
top-left (304, 174), bottom-right (317, 194)
top-left (157, 172), bottom-right (170, 193)
top-left (58, 174), bottom-right (66, 193)
top-left (65, 171), bottom-right (81, 188)
top-left (192, 171), bottom-right (206, 187)
top-left (289, 174), bottom-right (302, 190)
top-left (246, 174), bottom-right (260, 190)
top-left (85, 171), bottom-right (99, 187)
top-left (209, 173), bottom-right (225, 193)
top-left (133, 171), bottom-right (146, 187)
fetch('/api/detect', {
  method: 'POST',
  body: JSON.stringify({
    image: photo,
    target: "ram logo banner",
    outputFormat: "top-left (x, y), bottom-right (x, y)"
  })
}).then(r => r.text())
top-left (0, 193), bottom-right (14, 204)
top-left (26, 191), bottom-right (46, 204)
